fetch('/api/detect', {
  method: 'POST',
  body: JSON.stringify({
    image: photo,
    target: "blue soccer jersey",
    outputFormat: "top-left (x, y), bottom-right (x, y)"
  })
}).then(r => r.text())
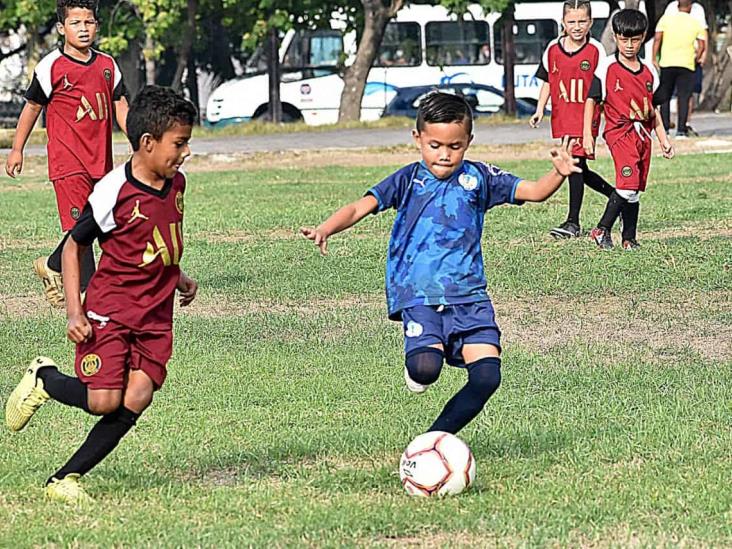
top-left (367, 160), bottom-right (522, 320)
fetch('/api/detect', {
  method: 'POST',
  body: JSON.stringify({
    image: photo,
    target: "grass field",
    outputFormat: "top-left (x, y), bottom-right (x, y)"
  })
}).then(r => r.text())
top-left (0, 149), bottom-right (730, 547)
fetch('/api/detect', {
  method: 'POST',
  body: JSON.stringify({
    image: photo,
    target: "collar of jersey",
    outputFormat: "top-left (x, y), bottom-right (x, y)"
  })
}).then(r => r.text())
top-left (125, 161), bottom-right (173, 199)
top-left (558, 36), bottom-right (590, 57)
top-left (613, 52), bottom-right (644, 75)
top-left (57, 46), bottom-right (97, 66)
top-left (418, 160), bottom-right (466, 182)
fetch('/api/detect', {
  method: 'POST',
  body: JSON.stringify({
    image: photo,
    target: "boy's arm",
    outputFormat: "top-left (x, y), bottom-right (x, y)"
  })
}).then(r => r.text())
top-left (654, 109), bottom-right (674, 158)
top-left (530, 82), bottom-right (551, 128)
top-left (583, 98), bottom-right (597, 157)
top-left (514, 137), bottom-right (581, 202)
top-left (177, 270), bottom-right (198, 307)
top-left (114, 96), bottom-right (129, 135)
top-left (652, 32), bottom-right (663, 71)
top-left (5, 101), bottom-right (42, 178)
top-left (62, 237), bottom-right (92, 343)
top-left (300, 195), bottom-right (379, 255)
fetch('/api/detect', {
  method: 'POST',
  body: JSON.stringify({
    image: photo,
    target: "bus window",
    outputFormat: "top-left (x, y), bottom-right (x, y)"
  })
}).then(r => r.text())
top-left (494, 19), bottom-right (558, 64)
top-left (426, 21), bottom-right (491, 66)
top-left (283, 30), bottom-right (343, 69)
top-left (375, 22), bottom-right (421, 67)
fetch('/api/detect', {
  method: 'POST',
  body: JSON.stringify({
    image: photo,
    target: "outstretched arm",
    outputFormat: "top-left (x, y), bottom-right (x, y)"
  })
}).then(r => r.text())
top-left (300, 195), bottom-right (379, 255)
top-left (514, 137), bottom-right (581, 202)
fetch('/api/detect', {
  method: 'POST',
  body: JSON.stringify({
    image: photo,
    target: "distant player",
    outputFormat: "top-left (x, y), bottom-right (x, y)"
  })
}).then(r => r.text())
top-left (4, 86), bottom-right (197, 504)
top-left (531, 0), bottom-right (616, 238)
top-left (302, 92), bottom-right (580, 436)
top-left (584, 9), bottom-right (674, 250)
top-left (4, 0), bottom-right (129, 308)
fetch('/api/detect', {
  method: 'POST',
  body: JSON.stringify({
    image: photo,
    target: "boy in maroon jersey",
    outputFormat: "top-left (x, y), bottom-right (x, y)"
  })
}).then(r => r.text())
top-left (4, 0), bottom-right (129, 308)
top-left (584, 9), bottom-right (674, 250)
top-left (531, 0), bottom-right (616, 239)
top-left (4, 86), bottom-right (197, 504)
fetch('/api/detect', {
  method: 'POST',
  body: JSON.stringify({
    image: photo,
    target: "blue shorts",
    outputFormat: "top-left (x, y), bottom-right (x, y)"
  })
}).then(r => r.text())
top-left (694, 64), bottom-right (703, 94)
top-left (402, 301), bottom-right (502, 367)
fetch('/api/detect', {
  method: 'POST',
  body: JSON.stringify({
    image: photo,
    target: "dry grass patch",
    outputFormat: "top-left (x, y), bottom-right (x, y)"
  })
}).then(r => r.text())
top-left (0, 293), bottom-right (58, 318)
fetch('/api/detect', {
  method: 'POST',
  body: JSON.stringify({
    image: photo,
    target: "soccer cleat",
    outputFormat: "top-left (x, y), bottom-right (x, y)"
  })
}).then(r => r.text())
top-left (550, 221), bottom-right (581, 239)
top-left (46, 474), bottom-right (93, 504)
top-left (5, 356), bottom-right (53, 432)
top-left (33, 257), bottom-right (65, 308)
top-left (404, 366), bottom-right (428, 394)
top-left (622, 238), bottom-right (641, 251)
top-left (685, 125), bottom-right (699, 137)
top-left (590, 227), bottom-right (613, 250)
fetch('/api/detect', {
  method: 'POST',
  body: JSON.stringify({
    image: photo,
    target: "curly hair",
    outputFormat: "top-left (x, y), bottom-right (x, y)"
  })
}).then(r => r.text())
top-left (57, 0), bottom-right (98, 23)
top-left (127, 86), bottom-right (198, 151)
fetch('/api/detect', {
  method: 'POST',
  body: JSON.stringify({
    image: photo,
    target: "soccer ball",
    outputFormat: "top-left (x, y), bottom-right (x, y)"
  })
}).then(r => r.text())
top-left (399, 431), bottom-right (476, 497)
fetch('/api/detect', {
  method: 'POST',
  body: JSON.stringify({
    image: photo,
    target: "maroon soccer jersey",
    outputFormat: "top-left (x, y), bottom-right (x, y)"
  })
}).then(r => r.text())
top-left (25, 48), bottom-right (126, 181)
top-left (588, 54), bottom-right (660, 146)
top-left (70, 162), bottom-right (185, 331)
top-left (536, 37), bottom-right (605, 139)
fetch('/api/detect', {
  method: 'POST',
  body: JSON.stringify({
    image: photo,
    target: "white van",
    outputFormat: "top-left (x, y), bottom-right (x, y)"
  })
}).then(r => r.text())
top-left (205, 2), bottom-right (616, 126)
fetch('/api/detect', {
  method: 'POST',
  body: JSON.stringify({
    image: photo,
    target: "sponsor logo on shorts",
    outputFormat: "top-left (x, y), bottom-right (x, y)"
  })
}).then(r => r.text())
top-left (405, 321), bottom-right (423, 338)
top-left (80, 354), bottom-right (102, 377)
top-left (175, 191), bottom-right (184, 214)
top-left (458, 173), bottom-right (478, 191)
top-left (70, 207), bottom-right (81, 220)
top-left (621, 166), bottom-right (633, 177)
top-left (646, 81), bottom-right (653, 92)
top-left (580, 60), bottom-right (591, 71)
top-left (103, 68), bottom-right (112, 81)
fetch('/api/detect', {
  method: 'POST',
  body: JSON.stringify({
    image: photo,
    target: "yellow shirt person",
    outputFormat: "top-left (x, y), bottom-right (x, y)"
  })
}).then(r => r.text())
top-left (656, 12), bottom-right (706, 71)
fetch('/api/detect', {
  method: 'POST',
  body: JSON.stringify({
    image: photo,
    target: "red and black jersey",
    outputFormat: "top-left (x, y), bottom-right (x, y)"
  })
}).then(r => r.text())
top-left (70, 162), bottom-right (185, 331)
top-left (25, 48), bottom-right (127, 181)
top-left (588, 54), bottom-right (660, 146)
top-left (536, 37), bottom-right (605, 138)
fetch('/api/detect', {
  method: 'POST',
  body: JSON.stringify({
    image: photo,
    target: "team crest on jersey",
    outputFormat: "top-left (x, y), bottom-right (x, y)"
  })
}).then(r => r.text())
top-left (175, 191), bottom-right (184, 214)
top-left (580, 60), bottom-right (591, 71)
top-left (646, 81), bottom-right (653, 92)
top-left (70, 207), bottom-right (80, 220)
top-left (80, 354), bottom-right (102, 377)
top-left (621, 166), bottom-right (633, 177)
top-left (458, 173), bottom-right (478, 191)
top-left (405, 321), bottom-right (423, 338)
top-left (103, 68), bottom-right (112, 81)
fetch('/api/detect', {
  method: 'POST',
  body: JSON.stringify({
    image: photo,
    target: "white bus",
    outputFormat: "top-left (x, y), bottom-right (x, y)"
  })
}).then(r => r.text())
top-left (205, 2), bottom-right (618, 126)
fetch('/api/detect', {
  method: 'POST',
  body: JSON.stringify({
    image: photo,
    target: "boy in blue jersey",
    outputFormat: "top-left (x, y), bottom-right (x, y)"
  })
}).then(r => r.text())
top-left (301, 92), bottom-right (580, 434)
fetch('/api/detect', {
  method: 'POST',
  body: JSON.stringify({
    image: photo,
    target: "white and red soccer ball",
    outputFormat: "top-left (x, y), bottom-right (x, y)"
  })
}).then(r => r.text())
top-left (399, 431), bottom-right (476, 496)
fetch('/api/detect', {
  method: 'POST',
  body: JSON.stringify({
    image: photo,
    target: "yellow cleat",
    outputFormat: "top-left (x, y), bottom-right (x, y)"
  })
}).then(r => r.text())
top-left (33, 256), bottom-right (65, 308)
top-left (5, 356), bottom-right (53, 432)
top-left (46, 474), bottom-right (93, 504)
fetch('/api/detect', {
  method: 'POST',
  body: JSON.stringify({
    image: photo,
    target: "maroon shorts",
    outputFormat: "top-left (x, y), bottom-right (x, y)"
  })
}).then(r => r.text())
top-left (570, 137), bottom-right (595, 160)
top-left (52, 173), bottom-right (95, 231)
top-left (75, 318), bottom-right (172, 390)
top-left (608, 133), bottom-right (652, 192)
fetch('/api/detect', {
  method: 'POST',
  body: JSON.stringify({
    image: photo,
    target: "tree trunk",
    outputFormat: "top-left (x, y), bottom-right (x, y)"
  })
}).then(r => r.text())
top-left (600, 0), bottom-right (621, 54)
top-left (172, 0), bottom-right (197, 92)
top-left (700, 7), bottom-right (732, 111)
top-left (266, 26), bottom-right (282, 123)
top-left (144, 33), bottom-right (156, 85)
top-left (186, 55), bottom-right (200, 123)
top-left (502, 4), bottom-right (517, 116)
top-left (338, 0), bottom-right (403, 123)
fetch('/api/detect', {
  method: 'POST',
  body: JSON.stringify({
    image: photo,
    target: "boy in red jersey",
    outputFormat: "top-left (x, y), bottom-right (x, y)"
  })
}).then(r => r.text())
top-left (4, 86), bottom-right (197, 504)
top-left (531, 0), bottom-right (616, 239)
top-left (4, 0), bottom-right (129, 308)
top-left (583, 9), bottom-right (674, 250)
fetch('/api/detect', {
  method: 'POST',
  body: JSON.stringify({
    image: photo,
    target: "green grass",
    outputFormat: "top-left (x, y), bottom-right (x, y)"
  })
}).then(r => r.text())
top-left (0, 152), bottom-right (730, 546)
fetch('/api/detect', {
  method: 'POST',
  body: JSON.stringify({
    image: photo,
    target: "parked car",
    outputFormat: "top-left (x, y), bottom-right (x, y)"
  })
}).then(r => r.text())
top-left (382, 83), bottom-right (539, 119)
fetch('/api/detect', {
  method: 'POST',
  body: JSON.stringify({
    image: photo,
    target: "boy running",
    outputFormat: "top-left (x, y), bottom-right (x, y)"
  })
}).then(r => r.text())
top-left (302, 92), bottom-right (580, 435)
top-left (4, 86), bottom-right (197, 504)
top-left (5, 0), bottom-right (129, 308)
top-left (584, 9), bottom-right (674, 250)
top-left (531, 0), bottom-right (615, 239)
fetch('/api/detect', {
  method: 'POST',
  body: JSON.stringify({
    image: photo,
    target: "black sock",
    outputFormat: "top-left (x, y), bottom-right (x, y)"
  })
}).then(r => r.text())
top-left (567, 171), bottom-right (584, 225)
top-left (428, 357), bottom-right (501, 434)
top-left (37, 366), bottom-right (90, 413)
top-left (583, 167), bottom-right (614, 197)
top-left (50, 406), bottom-right (139, 481)
top-left (621, 201), bottom-right (640, 241)
top-left (80, 245), bottom-right (96, 292)
top-left (47, 233), bottom-right (70, 272)
top-left (598, 191), bottom-right (627, 231)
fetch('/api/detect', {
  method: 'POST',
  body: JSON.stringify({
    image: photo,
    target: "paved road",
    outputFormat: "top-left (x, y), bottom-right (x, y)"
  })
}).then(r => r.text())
top-left (7, 112), bottom-right (732, 157)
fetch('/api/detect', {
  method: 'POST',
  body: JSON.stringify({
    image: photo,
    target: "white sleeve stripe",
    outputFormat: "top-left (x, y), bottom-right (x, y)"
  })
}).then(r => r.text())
top-left (33, 50), bottom-right (63, 100)
top-left (589, 38), bottom-right (607, 58)
top-left (87, 164), bottom-right (127, 233)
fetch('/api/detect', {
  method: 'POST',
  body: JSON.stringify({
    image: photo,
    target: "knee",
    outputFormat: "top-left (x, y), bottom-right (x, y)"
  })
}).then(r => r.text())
top-left (467, 357), bottom-right (502, 395)
top-left (405, 347), bottom-right (444, 386)
top-left (124, 386), bottom-right (153, 414)
top-left (87, 392), bottom-right (122, 415)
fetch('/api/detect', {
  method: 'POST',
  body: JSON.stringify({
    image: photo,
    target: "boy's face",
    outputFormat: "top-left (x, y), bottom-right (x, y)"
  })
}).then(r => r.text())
top-left (412, 121), bottom-right (473, 180)
top-left (57, 7), bottom-right (98, 51)
top-left (614, 33), bottom-right (645, 60)
top-left (144, 122), bottom-right (193, 179)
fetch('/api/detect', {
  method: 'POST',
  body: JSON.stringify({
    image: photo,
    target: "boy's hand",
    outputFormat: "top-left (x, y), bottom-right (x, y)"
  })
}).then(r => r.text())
top-left (177, 272), bottom-right (198, 307)
top-left (661, 139), bottom-right (674, 159)
top-left (5, 150), bottom-right (23, 178)
top-left (67, 312), bottom-right (92, 343)
top-left (300, 226), bottom-right (329, 255)
top-left (550, 137), bottom-right (582, 177)
top-left (583, 133), bottom-right (595, 157)
top-left (529, 111), bottom-right (543, 128)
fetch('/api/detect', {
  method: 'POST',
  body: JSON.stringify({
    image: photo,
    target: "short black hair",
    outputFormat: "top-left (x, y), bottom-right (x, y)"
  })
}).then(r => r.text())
top-left (416, 91), bottom-right (473, 135)
top-left (127, 86), bottom-right (197, 151)
top-left (612, 9), bottom-right (647, 37)
top-left (57, 0), bottom-right (98, 23)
